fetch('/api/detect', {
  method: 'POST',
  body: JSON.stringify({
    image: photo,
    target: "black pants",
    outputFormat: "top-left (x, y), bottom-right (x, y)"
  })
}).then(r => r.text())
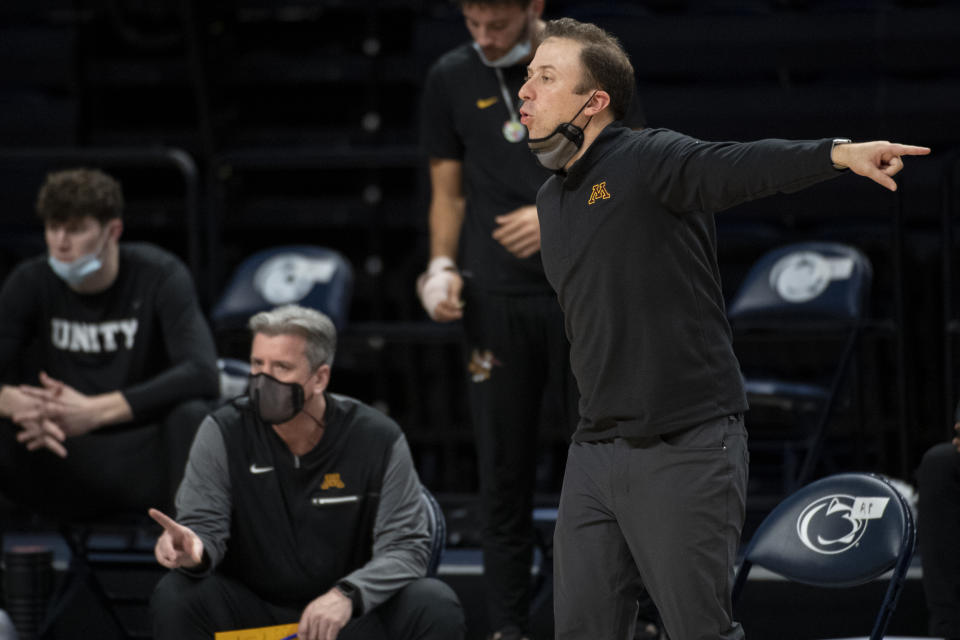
top-left (461, 287), bottom-right (579, 634)
top-left (150, 572), bottom-right (465, 640)
top-left (918, 441), bottom-right (960, 639)
top-left (0, 398), bottom-right (212, 518)
top-left (554, 415), bottom-right (748, 640)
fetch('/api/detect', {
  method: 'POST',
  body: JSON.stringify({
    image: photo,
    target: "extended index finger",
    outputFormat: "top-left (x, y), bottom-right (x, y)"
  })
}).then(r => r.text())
top-left (890, 144), bottom-right (931, 156)
top-left (148, 508), bottom-right (180, 533)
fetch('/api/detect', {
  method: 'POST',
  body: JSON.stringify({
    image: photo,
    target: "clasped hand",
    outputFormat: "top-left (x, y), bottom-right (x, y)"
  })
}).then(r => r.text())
top-left (11, 371), bottom-right (103, 457)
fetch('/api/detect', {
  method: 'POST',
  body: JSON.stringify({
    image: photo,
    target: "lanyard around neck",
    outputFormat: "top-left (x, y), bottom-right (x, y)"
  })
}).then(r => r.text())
top-left (494, 67), bottom-right (520, 123)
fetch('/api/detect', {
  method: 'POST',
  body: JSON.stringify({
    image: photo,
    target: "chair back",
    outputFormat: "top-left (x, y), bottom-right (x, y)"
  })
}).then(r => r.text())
top-left (211, 246), bottom-right (354, 331)
top-left (420, 485), bottom-right (446, 577)
top-left (728, 242), bottom-right (872, 327)
top-left (733, 472), bottom-right (916, 640)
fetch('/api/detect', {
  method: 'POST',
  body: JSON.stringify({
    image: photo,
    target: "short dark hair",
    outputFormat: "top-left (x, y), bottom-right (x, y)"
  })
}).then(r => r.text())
top-left (542, 18), bottom-right (635, 121)
top-left (35, 168), bottom-right (124, 225)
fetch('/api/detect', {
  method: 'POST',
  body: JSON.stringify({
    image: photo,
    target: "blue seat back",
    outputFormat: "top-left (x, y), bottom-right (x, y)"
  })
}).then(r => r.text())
top-left (727, 242), bottom-right (872, 326)
top-left (211, 246), bottom-right (353, 331)
top-left (742, 472), bottom-right (914, 588)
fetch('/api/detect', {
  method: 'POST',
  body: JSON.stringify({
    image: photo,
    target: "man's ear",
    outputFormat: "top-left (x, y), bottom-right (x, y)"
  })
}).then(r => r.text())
top-left (529, 0), bottom-right (545, 19)
top-left (107, 218), bottom-right (124, 243)
top-left (585, 90), bottom-right (611, 117)
top-left (313, 364), bottom-right (331, 394)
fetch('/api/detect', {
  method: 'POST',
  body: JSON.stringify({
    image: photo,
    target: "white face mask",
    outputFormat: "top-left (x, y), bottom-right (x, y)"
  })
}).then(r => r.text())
top-left (47, 229), bottom-right (109, 287)
top-left (473, 39), bottom-right (532, 68)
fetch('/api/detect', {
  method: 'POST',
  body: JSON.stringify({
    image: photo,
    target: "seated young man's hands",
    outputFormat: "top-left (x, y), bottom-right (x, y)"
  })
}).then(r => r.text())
top-left (1, 384), bottom-right (68, 457)
top-left (13, 372), bottom-right (134, 455)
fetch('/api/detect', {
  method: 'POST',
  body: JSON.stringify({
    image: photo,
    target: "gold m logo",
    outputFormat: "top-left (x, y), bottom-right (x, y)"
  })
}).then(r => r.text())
top-left (588, 181), bottom-right (611, 205)
top-left (321, 473), bottom-right (345, 490)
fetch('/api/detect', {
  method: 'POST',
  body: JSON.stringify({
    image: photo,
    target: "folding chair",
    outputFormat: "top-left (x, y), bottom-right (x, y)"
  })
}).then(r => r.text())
top-left (210, 245), bottom-right (354, 364)
top-left (212, 245), bottom-right (354, 332)
top-left (732, 472), bottom-right (916, 640)
top-left (420, 485), bottom-right (446, 578)
top-left (728, 242), bottom-right (873, 498)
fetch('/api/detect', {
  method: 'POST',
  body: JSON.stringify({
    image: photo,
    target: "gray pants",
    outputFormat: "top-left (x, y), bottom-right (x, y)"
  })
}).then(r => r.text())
top-left (554, 414), bottom-right (749, 640)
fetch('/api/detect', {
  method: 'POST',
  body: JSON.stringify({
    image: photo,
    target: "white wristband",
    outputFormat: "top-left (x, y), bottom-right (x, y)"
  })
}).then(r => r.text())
top-left (426, 256), bottom-right (457, 277)
top-left (417, 257), bottom-right (459, 320)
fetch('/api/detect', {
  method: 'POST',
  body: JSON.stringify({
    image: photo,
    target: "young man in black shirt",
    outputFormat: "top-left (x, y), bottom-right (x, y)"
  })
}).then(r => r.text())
top-left (0, 168), bottom-right (219, 516)
top-left (517, 18), bottom-right (930, 640)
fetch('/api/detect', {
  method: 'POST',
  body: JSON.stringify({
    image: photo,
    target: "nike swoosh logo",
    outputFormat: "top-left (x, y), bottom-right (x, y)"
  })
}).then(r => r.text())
top-left (476, 96), bottom-right (499, 109)
top-left (250, 464), bottom-right (274, 474)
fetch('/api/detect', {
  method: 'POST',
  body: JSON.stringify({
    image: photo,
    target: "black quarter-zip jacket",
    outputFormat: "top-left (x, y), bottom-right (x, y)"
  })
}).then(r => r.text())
top-left (536, 123), bottom-right (842, 441)
top-left (174, 394), bottom-right (430, 614)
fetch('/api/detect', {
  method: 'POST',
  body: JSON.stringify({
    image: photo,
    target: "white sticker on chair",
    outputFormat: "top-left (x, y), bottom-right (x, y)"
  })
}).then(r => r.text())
top-left (769, 252), bottom-right (854, 303)
top-left (254, 254), bottom-right (338, 304)
top-left (796, 494), bottom-right (889, 555)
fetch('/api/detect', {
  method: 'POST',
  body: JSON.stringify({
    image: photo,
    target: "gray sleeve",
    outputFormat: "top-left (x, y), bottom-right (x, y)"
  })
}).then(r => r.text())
top-left (340, 434), bottom-right (431, 614)
top-left (174, 415), bottom-right (232, 573)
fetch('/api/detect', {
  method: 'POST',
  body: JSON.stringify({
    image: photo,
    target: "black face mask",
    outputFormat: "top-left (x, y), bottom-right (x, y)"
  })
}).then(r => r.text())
top-left (248, 372), bottom-right (304, 424)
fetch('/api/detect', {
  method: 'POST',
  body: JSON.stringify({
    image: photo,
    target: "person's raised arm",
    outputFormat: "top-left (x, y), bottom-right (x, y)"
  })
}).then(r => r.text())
top-left (417, 158), bottom-right (466, 322)
top-left (830, 140), bottom-right (931, 191)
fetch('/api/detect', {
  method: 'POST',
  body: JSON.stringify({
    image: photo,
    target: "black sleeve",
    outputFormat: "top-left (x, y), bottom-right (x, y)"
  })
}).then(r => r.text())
top-left (121, 259), bottom-right (219, 418)
top-left (639, 130), bottom-right (840, 214)
top-left (0, 263), bottom-right (39, 385)
top-left (420, 58), bottom-right (463, 161)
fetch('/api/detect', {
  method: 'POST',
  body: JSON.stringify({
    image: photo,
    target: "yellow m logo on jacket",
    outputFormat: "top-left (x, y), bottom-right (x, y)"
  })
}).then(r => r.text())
top-left (588, 181), bottom-right (611, 205)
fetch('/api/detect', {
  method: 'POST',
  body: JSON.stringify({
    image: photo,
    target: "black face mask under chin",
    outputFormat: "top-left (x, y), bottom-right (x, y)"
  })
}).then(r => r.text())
top-left (248, 372), bottom-right (304, 424)
top-left (527, 92), bottom-right (596, 171)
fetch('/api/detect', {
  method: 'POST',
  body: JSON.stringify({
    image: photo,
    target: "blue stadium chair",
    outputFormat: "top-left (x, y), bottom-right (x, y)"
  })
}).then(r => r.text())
top-left (211, 246), bottom-right (354, 333)
top-left (727, 242), bottom-right (873, 496)
top-left (732, 472), bottom-right (916, 640)
top-left (420, 485), bottom-right (446, 578)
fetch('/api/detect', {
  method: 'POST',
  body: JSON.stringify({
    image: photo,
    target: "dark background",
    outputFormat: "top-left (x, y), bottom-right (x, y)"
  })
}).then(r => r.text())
top-left (2, 0), bottom-right (960, 522)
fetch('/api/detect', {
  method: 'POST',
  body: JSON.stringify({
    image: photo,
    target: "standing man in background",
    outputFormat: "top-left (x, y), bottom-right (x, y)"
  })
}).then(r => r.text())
top-left (417, 1), bottom-right (638, 638)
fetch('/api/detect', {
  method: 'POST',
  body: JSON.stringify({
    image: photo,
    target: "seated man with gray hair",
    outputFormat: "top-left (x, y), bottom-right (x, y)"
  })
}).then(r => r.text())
top-left (148, 304), bottom-right (465, 640)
